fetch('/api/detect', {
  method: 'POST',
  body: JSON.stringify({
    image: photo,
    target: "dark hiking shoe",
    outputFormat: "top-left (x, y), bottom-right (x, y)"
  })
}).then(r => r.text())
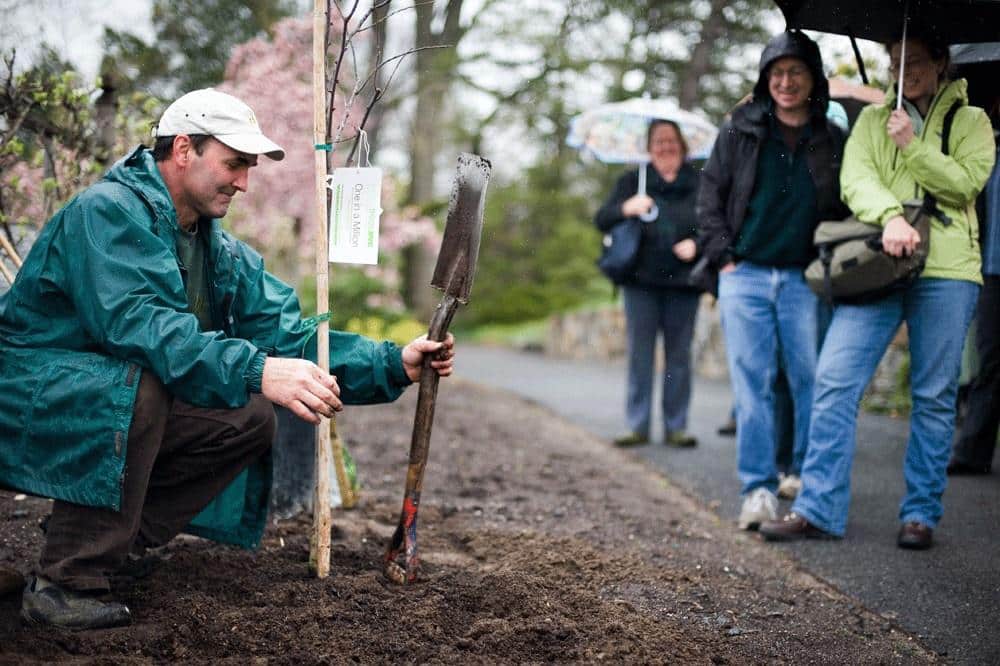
top-left (946, 460), bottom-right (991, 476)
top-left (716, 418), bottom-right (736, 437)
top-left (612, 432), bottom-right (649, 447)
top-left (21, 576), bottom-right (131, 630)
top-left (664, 431), bottom-right (698, 448)
top-left (897, 522), bottom-right (933, 550)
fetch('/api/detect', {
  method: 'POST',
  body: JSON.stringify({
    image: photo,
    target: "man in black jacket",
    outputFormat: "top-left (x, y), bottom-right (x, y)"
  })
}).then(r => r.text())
top-left (696, 31), bottom-right (848, 530)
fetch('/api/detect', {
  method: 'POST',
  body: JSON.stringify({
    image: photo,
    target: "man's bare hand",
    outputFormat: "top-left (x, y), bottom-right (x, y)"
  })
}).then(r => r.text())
top-left (402, 333), bottom-right (455, 382)
top-left (261, 357), bottom-right (341, 424)
top-left (881, 214), bottom-right (921, 257)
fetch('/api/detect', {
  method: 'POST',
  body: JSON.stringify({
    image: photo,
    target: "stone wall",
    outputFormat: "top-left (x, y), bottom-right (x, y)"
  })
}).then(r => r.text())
top-left (545, 306), bottom-right (627, 360)
top-left (544, 295), bottom-right (728, 379)
top-left (545, 299), bottom-right (910, 405)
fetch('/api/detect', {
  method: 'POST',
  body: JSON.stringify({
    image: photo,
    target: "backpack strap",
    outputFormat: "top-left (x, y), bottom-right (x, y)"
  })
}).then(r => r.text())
top-left (922, 100), bottom-right (962, 226)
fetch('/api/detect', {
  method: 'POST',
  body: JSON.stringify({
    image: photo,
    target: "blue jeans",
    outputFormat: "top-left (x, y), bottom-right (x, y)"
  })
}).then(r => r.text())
top-left (623, 286), bottom-right (701, 436)
top-left (793, 278), bottom-right (980, 536)
top-left (719, 262), bottom-right (818, 495)
top-left (775, 298), bottom-right (833, 475)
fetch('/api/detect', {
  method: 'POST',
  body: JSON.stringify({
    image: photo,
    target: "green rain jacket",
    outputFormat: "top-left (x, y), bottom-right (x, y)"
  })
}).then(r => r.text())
top-left (0, 147), bottom-right (411, 547)
top-left (840, 78), bottom-right (996, 284)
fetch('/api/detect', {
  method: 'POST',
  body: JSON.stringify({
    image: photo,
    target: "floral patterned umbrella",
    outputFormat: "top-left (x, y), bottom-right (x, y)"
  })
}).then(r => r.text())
top-left (566, 97), bottom-right (718, 164)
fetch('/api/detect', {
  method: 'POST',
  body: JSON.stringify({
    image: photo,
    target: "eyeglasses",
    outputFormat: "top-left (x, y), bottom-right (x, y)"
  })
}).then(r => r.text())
top-left (769, 65), bottom-right (810, 80)
top-left (889, 56), bottom-right (934, 74)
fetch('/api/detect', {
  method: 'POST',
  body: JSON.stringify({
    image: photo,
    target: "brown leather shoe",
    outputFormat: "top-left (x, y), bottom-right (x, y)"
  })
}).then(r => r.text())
top-left (897, 521), bottom-right (933, 550)
top-left (759, 512), bottom-right (836, 542)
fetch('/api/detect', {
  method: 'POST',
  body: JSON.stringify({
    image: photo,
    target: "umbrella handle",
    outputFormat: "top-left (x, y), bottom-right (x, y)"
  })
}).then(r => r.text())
top-left (636, 163), bottom-right (658, 222)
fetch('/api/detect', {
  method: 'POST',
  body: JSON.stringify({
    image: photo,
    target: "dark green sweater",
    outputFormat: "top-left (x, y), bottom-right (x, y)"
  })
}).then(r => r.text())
top-left (733, 116), bottom-right (818, 267)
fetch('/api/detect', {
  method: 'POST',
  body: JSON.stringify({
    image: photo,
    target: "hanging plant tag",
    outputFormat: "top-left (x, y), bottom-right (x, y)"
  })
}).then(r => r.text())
top-left (327, 167), bottom-right (382, 265)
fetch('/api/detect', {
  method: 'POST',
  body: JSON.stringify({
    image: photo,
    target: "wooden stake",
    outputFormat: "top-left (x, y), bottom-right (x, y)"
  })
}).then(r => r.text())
top-left (331, 425), bottom-right (357, 509)
top-left (0, 233), bottom-right (23, 268)
top-left (0, 259), bottom-right (14, 286)
top-left (309, 0), bottom-right (332, 579)
top-left (0, 233), bottom-right (19, 285)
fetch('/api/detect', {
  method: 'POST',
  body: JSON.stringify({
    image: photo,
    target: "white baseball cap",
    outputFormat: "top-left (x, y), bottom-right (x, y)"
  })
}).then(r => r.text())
top-left (155, 88), bottom-right (285, 161)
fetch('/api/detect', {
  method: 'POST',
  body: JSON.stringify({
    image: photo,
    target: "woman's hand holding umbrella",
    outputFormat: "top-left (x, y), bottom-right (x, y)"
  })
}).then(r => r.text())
top-left (887, 109), bottom-right (916, 149)
top-left (622, 193), bottom-right (655, 219)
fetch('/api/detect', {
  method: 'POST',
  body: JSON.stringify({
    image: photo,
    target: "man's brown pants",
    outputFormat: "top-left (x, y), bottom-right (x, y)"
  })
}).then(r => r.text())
top-left (39, 372), bottom-right (275, 592)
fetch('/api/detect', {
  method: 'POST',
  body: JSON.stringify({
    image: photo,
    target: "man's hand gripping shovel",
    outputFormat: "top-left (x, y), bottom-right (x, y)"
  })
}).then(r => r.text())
top-left (384, 153), bottom-right (491, 584)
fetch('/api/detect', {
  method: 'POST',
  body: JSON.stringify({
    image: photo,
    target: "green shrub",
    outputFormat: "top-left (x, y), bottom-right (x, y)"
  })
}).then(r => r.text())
top-left (468, 159), bottom-right (610, 326)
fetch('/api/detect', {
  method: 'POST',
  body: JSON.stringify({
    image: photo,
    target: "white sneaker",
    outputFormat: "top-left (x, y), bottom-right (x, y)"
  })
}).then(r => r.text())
top-left (777, 474), bottom-right (803, 500)
top-left (738, 487), bottom-right (778, 530)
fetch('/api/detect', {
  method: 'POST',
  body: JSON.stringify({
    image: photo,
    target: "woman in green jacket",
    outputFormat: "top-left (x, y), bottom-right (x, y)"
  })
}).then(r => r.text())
top-left (760, 26), bottom-right (996, 550)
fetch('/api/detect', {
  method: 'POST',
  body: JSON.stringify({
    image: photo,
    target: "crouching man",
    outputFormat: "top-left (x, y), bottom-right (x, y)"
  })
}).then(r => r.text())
top-left (0, 89), bottom-right (454, 629)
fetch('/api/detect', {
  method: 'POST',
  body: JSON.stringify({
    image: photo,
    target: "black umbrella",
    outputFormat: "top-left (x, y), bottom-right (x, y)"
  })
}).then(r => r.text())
top-left (950, 42), bottom-right (1000, 111)
top-left (775, 0), bottom-right (1000, 89)
top-left (951, 42), bottom-right (1000, 65)
top-left (775, 0), bottom-right (1000, 45)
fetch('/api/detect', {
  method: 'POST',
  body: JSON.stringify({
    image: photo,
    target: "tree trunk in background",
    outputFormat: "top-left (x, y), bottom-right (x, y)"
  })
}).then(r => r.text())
top-left (40, 136), bottom-right (59, 219)
top-left (403, 0), bottom-right (464, 319)
top-left (678, 0), bottom-right (728, 111)
top-left (94, 63), bottom-right (120, 167)
top-left (364, 0), bottom-right (391, 161)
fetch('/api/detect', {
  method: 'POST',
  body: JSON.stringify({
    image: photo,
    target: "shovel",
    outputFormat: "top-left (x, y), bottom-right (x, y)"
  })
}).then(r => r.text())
top-left (384, 153), bottom-right (491, 584)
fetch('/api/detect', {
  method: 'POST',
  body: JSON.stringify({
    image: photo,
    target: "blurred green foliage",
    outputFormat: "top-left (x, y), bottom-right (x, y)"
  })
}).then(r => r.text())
top-left (466, 157), bottom-right (611, 326)
top-left (103, 0), bottom-right (298, 97)
top-left (296, 267), bottom-right (424, 344)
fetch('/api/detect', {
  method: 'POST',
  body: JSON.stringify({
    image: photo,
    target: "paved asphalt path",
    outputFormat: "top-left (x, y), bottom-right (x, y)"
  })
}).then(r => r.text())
top-left (456, 345), bottom-right (1000, 664)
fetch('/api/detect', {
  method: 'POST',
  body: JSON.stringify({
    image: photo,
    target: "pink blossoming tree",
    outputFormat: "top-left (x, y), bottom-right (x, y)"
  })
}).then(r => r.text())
top-left (220, 14), bottom-right (440, 324)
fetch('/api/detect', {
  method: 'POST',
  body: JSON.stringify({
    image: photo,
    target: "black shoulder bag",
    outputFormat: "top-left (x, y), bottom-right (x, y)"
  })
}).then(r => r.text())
top-left (597, 217), bottom-right (642, 285)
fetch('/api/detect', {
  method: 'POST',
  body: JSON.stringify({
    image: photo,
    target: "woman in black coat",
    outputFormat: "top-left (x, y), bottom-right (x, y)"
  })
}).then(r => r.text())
top-left (594, 120), bottom-right (703, 448)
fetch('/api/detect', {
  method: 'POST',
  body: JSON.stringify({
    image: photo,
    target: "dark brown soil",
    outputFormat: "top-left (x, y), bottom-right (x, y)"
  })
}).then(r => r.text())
top-left (1, 379), bottom-right (935, 664)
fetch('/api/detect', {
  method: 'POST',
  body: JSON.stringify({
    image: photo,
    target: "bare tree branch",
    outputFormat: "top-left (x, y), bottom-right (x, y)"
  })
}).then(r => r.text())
top-left (353, 0), bottom-right (431, 35)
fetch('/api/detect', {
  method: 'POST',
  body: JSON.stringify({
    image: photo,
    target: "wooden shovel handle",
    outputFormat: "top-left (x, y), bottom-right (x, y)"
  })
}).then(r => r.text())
top-left (384, 294), bottom-right (460, 584)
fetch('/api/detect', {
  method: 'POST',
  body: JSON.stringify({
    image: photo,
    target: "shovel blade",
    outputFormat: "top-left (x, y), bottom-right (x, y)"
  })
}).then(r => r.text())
top-left (430, 153), bottom-right (491, 303)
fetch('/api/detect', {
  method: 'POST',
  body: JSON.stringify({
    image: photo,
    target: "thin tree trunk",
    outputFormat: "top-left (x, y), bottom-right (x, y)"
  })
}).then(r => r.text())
top-left (365, 0), bottom-right (391, 160)
top-left (94, 66), bottom-right (119, 167)
top-left (678, 0), bottom-right (727, 110)
top-left (404, 0), bottom-right (464, 318)
top-left (40, 136), bottom-right (60, 219)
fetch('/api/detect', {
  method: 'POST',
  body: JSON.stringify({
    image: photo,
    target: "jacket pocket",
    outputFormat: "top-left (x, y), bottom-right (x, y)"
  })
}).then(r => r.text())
top-left (23, 359), bottom-right (110, 485)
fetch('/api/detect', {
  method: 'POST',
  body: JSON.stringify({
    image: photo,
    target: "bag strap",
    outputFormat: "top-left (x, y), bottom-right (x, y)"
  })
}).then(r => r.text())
top-left (922, 100), bottom-right (962, 226)
top-left (820, 245), bottom-right (834, 305)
